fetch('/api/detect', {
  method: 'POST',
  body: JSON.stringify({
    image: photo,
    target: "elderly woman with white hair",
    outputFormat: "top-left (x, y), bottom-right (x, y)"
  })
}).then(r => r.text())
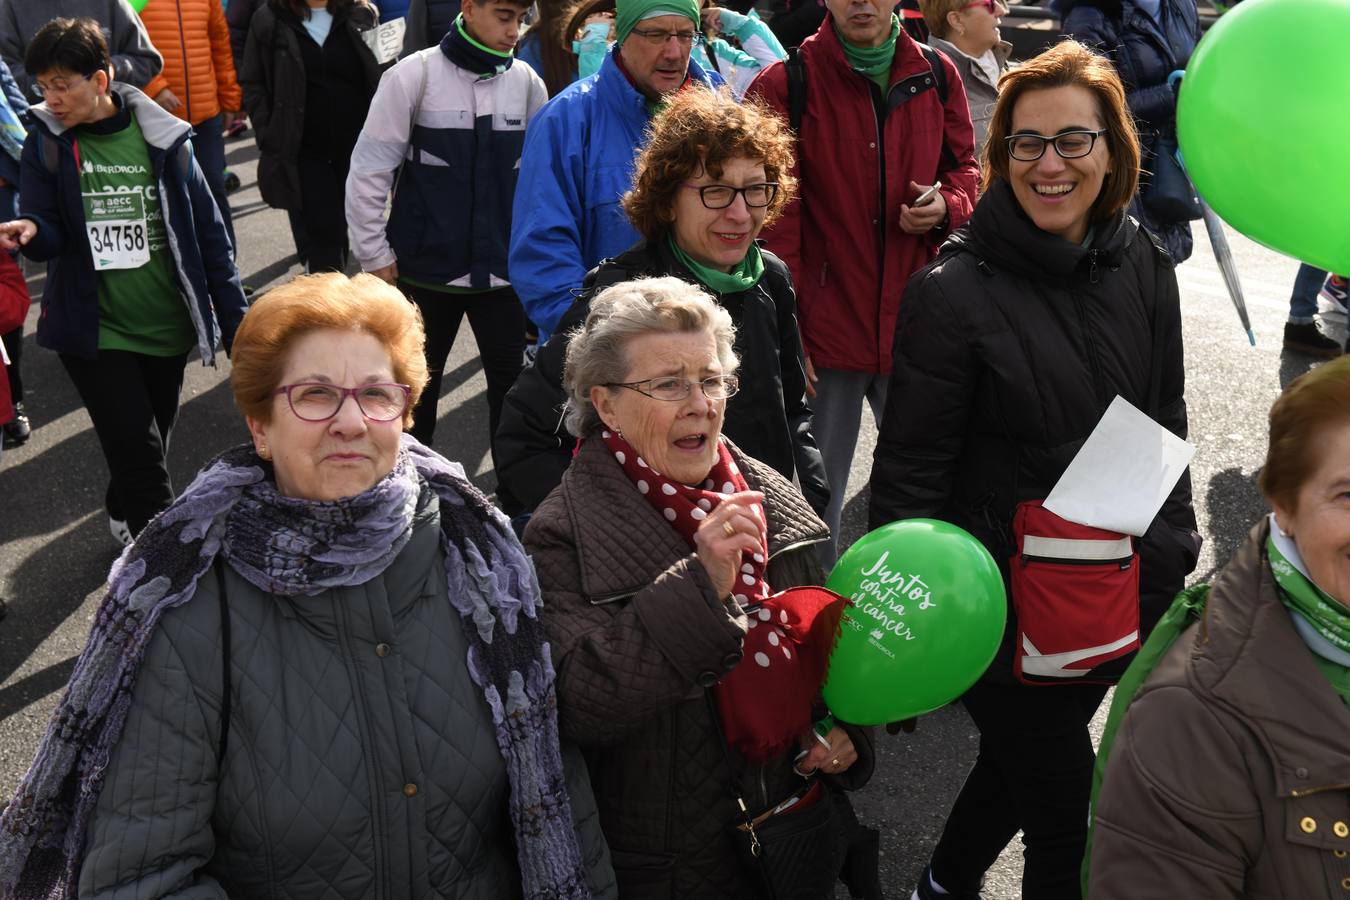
top-left (523, 276), bottom-right (877, 899)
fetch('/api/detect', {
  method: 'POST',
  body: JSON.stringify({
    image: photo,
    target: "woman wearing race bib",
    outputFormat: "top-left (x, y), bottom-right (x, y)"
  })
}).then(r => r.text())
top-left (0, 17), bottom-right (247, 545)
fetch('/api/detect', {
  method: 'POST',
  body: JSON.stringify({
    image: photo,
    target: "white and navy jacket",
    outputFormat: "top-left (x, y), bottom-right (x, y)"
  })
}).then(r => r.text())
top-left (346, 45), bottom-right (547, 287)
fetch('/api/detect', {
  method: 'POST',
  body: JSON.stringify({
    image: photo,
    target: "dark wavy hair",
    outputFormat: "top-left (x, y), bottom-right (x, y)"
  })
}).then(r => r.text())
top-left (982, 40), bottom-right (1141, 224)
top-left (25, 18), bottom-right (111, 79)
top-left (622, 88), bottom-right (797, 242)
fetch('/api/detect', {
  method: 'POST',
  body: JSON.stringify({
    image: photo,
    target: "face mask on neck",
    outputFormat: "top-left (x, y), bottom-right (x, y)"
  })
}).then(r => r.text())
top-left (573, 21), bottom-right (612, 78)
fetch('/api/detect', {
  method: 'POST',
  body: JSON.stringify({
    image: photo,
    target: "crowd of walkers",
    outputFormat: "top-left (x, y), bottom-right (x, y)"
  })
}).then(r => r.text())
top-left (0, 0), bottom-right (1348, 898)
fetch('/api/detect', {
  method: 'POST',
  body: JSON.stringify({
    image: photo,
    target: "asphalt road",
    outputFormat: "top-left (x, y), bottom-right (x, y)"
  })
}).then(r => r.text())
top-left (0, 131), bottom-right (1333, 898)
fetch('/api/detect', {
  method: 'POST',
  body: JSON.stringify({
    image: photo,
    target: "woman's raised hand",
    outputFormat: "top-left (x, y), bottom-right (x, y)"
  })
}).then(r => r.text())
top-left (693, 490), bottom-right (766, 600)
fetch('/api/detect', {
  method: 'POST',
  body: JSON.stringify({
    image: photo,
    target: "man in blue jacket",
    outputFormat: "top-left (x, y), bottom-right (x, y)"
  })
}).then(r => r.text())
top-left (0, 17), bottom-right (246, 545)
top-left (507, 0), bottom-right (721, 341)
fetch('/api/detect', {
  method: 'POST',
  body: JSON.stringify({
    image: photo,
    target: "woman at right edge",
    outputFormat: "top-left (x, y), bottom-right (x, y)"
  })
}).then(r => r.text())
top-left (867, 41), bottom-right (1199, 900)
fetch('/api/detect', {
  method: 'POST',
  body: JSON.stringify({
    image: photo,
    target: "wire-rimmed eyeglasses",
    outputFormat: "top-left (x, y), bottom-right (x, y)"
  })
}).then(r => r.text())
top-left (605, 374), bottom-right (741, 402)
top-left (680, 182), bottom-right (779, 210)
top-left (274, 382), bottom-right (412, 422)
top-left (629, 26), bottom-right (702, 45)
top-left (1005, 129), bottom-right (1108, 162)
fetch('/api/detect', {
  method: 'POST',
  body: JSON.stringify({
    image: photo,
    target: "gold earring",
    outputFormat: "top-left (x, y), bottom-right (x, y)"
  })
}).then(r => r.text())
top-left (258, 443), bottom-right (271, 460)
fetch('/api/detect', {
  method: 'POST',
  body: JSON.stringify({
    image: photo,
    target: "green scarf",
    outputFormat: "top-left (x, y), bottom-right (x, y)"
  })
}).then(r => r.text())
top-left (836, 14), bottom-right (900, 92)
top-left (668, 234), bottom-right (765, 294)
top-left (1267, 524), bottom-right (1350, 706)
top-left (615, 0), bottom-right (700, 44)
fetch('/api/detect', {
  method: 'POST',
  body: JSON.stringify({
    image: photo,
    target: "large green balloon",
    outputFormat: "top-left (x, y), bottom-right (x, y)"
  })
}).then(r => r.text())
top-left (130, 0), bottom-right (149, 11)
top-left (822, 519), bottom-right (1005, 725)
top-left (1177, 0), bottom-right (1350, 273)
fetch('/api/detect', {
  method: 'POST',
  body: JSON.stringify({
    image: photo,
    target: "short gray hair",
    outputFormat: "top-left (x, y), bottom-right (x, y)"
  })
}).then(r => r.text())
top-left (562, 277), bottom-right (738, 436)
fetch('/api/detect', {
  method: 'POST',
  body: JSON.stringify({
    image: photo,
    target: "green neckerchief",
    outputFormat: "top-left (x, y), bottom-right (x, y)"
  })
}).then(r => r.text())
top-left (1267, 528), bottom-right (1350, 707)
top-left (668, 234), bottom-right (764, 293)
top-left (836, 14), bottom-right (900, 92)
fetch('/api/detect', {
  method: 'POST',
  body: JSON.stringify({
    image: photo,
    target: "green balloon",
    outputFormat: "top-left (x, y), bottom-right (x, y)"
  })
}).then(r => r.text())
top-left (821, 519), bottom-right (1006, 725)
top-left (1177, 0), bottom-right (1350, 273)
top-left (130, 0), bottom-right (149, 11)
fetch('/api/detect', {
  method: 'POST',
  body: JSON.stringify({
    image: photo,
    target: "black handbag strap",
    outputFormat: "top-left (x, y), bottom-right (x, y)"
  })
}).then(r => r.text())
top-left (215, 562), bottom-right (232, 769)
top-left (704, 690), bottom-right (764, 855)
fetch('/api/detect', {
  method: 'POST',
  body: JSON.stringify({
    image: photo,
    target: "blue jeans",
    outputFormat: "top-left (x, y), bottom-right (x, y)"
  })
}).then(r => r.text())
top-left (1289, 263), bottom-right (1329, 323)
top-left (811, 367), bottom-right (888, 567)
top-left (191, 113), bottom-right (235, 257)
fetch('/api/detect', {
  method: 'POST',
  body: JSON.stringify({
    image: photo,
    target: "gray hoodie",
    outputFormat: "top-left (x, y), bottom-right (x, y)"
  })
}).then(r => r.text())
top-left (0, 0), bottom-right (162, 99)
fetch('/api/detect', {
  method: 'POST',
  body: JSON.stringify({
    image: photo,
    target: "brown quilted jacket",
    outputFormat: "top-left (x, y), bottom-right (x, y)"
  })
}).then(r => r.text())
top-left (1090, 520), bottom-right (1350, 899)
top-left (525, 438), bottom-right (872, 899)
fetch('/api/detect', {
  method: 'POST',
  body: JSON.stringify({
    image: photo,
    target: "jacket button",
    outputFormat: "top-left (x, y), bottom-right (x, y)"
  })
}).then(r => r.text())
top-left (1302, 816), bottom-right (1318, 834)
top-left (375, 643), bottom-right (391, 657)
top-left (868, 141), bottom-right (876, 149)
top-left (403, 783), bottom-right (418, 797)
top-left (1297, 767), bottom-right (1309, 778)
top-left (909, 85), bottom-right (917, 93)
top-left (722, 651), bottom-right (743, 669)
top-left (1336, 821), bottom-right (1349, 839)
top-left (697, 670), bottom-right (720, 687)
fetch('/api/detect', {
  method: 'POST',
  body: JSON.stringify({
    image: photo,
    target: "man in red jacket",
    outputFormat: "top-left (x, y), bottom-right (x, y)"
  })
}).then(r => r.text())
top-left (746, 0), bottom-right (978, 563)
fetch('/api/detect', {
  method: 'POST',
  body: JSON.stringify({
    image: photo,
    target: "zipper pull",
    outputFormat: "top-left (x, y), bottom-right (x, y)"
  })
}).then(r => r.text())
top-left (1088, 249), bottom-right (1101, 284)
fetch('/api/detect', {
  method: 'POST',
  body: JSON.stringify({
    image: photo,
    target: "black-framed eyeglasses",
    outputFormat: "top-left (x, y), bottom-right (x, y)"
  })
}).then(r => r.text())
top-left (629, 26), bottom-right (702, 45)
top-left (274, 382), bottom-right (412, 422)
top-left (32, 72), bottom-right (95, 99)
top-left (681, 182), bottom-right (779, 210)
top-left (606, 374), bottom-right (740, 402)
top-left (1005, 129), bottom-right (1108, 162)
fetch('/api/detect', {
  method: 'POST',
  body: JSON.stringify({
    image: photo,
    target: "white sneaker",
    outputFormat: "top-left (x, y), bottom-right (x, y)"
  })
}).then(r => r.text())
top-left (109, 516), bottom-right (133, 547)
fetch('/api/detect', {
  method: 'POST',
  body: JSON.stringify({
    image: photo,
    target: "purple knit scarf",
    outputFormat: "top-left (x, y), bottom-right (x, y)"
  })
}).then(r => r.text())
top-left (0, 436), bottom-right (590, 900)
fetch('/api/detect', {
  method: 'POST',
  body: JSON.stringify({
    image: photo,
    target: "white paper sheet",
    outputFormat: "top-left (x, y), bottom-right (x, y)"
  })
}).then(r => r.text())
top-left (1043, 395), bottom-right (1196, 537)
top-left (362, 18), bottom-right (407, 65)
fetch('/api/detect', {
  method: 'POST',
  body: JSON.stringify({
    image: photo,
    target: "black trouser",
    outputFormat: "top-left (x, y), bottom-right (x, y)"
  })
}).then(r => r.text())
top-left (403, 282), bottom-right (525, 457)
top-left (2, 323), bottom-right (22, 402)
top-left (297, 157), bottom-right (349, 273)
top-left (60, 349), bottom-right (188, 537)
top-left (929, 680), bottom-right (1109, 900)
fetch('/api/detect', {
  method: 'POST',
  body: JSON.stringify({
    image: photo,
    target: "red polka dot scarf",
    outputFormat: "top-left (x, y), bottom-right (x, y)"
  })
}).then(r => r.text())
top-left (601, 429), bottom-right (845, 762)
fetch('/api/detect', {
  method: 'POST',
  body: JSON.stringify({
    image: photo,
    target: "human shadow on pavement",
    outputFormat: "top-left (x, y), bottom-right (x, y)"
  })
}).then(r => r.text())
top-left (1278, 349), bottom-right (1319, 390)
top-left (1200, 466), bottom-right (1267, 581)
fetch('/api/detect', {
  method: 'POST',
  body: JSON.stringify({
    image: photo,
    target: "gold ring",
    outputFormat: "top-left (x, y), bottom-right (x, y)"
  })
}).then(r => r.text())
top-left (723, 521), bottom-right (736, 538)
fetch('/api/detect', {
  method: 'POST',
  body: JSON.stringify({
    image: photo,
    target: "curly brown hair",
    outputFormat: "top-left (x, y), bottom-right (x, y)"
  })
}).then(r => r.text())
top-left (622, 88), bottom-right (797, 242)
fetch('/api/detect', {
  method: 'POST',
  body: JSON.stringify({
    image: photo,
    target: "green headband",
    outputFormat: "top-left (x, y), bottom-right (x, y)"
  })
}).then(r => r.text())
top-left (615, 0), bottom-right (700, 45)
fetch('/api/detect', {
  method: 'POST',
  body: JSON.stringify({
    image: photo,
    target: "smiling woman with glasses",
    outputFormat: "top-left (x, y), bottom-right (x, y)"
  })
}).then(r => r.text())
top-left (0, 270), bottom-right (619, 900)
top-left (497, 86), bottom-right (830, 531)
top-left (520, 274), bottom-right (873, 898)
top-left (869, 41), bottom-right (1196, 900)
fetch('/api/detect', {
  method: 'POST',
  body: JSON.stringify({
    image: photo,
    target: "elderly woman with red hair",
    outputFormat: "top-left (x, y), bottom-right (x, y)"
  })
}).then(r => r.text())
top-left (1091, 356), bottom-right (1350, 899)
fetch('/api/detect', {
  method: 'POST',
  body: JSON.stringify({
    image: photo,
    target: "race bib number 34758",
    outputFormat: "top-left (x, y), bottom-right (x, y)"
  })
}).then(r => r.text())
top-left (83, 190), bottom-right (150, 271)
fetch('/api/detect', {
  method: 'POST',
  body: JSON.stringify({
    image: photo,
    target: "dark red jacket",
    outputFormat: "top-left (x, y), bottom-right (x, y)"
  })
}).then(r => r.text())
top-left (746, 18), bottom-right (979, 374)
top-left (0, 251), bottom-right (30, 426)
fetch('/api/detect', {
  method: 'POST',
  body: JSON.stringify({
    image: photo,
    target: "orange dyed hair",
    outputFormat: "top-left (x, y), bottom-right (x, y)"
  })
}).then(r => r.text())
top-left (1259, 356), bottom-right (1350, 513)
top-left (982, 40), bottom-right (1141, 225)
top-left (230, 273), bottom-right (429, 428)
top-left (623, 87), bottom-right (797, 242)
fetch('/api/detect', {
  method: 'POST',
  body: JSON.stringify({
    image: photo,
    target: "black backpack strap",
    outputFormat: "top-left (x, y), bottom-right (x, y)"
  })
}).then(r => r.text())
top-left (918, 43), bottom-right (948, 105)
top-left (785, 45), bottom-right (807, 134)
top-left (214, 562), bottom-right (232, 769)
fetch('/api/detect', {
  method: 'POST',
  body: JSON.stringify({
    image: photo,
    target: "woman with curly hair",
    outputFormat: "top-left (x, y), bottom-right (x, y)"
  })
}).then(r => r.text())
top-left (496, 87), bottom-right (829, 523)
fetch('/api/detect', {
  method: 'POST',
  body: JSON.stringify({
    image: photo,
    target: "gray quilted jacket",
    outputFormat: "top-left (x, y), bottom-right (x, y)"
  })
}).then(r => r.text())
top-left (524, 439), bottom-right (875, 899)
top-left (79, 501), bottom-right (616, 899)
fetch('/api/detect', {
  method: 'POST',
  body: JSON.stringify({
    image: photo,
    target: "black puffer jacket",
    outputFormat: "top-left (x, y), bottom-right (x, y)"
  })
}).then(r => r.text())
top-left (868, 180), bottom-right (1200, 683)
top-left (496, 238), bottom-right (830, 519)
top-left (1057, 0), bottom-right (1200, 263)
top-left (239, 1), bottom-right (383, 211)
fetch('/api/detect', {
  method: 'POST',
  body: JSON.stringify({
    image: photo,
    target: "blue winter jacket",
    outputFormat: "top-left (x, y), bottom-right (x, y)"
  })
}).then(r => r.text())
top-left (1058, 0), bottom-right (1199, 262)
top-left (19, 87), bottom-right (247, 363)
top-left (507, 47), bottom-right (721, 340)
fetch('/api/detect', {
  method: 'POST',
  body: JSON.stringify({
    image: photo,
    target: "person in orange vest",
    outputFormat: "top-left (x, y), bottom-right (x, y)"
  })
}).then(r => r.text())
top-left (139, 0), bottom-right (242, 253)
